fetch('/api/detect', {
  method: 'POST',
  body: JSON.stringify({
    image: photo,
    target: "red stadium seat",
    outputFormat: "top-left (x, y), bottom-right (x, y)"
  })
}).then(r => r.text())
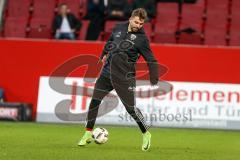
top-left (153, 33), bottom-right (176, 44)
top-left (58, 0), bottom-right (80, 18)
top-left (143, 23), bottom-right (152, 41)
top-left (30, 18), bottom-right (52, 29)
top-left (178, 32), bottom-right (203, 45)
top-left (153, 3), bottom-right (178, 44)
top-left (28, 18), bottom-right (52, 39)
top-left (32, 0), bottom-right (56, 19)
top-left (4, 18), bottom-right (27, 38)
top-left (153, 22), bottom-right (176, 44)
top-left (231, 15), bottom-right (240, 32)
top-left (204, 0), bottom-right (229, 47)
top-left (204, 25), bottom-right (227, 46)
top-left (231, 0), bottom-right (240, 18)
top-left (229, 0), bottom-right (240, 46)
top-left (104, 21), bottom-right (118, 32)
top-left (206, 0), bottom-right (229, 23)
top-left (204, 0), bottom-right (228, 46)
top-left (7, 0), bottom-right (32, 18)
top-left (204, 34), bottom-right (227, 46)
top-left (102, 21), bottom-right (119, 41)
top-left (178, 0), bottom-right (205, 45)
top-left (28, 28), bottom-right (52, 39)
top-left (229, 12), bottom-right (240, 46)
top-left (156, 3), bottom-right (179, 24)
top-left (206, 0), bottom-right (229, 9)
top-left (229, 27), bottom-right (240, 46)
top-left (0, 29), bottom-right (3, 37)
top-left (231, 0), bottom-right (240, 7)
top-left (78, 20), bottom-right (90, 40)
top-left (180, 0), bottom-right (205, 32)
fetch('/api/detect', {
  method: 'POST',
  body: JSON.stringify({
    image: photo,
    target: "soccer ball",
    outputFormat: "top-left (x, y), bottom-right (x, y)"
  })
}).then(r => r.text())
top-left (92, 127), bottom-right (109, 144)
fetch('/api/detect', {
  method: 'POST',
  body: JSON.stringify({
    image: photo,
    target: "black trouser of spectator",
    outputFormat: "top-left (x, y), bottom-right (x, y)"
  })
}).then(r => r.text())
top-left (85, 14), bottom-right (105, 40)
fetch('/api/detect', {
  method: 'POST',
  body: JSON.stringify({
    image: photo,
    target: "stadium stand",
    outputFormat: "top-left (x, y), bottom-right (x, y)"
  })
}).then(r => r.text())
top-left (152, 3), bottom-right (179, 44)
top-left (78, 20), bottom-right (90, 40)
top-left (177, 0), bottom-right (205, 44)
top-left (6, 0), bottom-right (32, 18)
top-left (229, 0), bottom-right (240, 46)
top-left (204, 0), bottom-right (229, 45)
top-left (0, 0), bottom-right (239, 46)
top-left (4, 17), bottom-right (28, 38)
top-left (28, 18), bottom-right (52, 39)
top-left (143, 22), bottom-right (153, 41)
top-left (101, 20), bottom-right (119, 41)
top-left (32, 0), bottom-right (56, 20)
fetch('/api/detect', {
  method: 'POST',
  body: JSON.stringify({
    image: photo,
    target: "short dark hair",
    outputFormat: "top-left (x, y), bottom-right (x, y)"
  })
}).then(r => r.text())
top-left (131, 8), bottom-right (147, 21)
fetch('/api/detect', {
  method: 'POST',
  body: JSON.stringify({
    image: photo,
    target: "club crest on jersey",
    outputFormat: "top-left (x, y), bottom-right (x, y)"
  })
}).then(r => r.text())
top-left (130, 34), bottom-right (137, 41)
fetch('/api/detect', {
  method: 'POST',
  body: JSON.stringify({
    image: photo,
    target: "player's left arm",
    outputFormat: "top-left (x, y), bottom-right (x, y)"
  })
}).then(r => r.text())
top-left (138, 37), bottom-right (159, 85)
top-left (99, 25), bottom-right (118, 61)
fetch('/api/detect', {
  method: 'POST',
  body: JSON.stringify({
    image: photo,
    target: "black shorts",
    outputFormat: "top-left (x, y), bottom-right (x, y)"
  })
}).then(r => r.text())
top-left (92, 75), bottom-right (136, 107)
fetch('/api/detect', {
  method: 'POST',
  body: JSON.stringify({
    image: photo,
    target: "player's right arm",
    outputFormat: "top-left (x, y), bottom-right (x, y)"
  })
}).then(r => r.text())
top-left (138, 37), bottom-right (159, 85)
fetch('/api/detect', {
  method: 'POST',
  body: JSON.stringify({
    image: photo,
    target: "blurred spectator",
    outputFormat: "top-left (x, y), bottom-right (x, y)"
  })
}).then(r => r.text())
top-left (85, 0), bottom-right (105, 40)
top-left (132, 0), bottom-right (156, 20)
top-left (52, 3), bottom-right (82, 40)
top-left (105, 0), bottom-right (130, 20)
top-left (0, 88), bottom-right (4, 102)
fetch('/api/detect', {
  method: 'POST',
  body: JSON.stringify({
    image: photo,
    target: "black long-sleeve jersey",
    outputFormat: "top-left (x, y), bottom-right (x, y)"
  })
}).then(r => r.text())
top-left (100, 22), bottom-right (159, 85)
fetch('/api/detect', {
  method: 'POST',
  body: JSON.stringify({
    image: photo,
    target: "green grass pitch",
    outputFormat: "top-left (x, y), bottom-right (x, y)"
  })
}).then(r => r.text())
top-left (0, 122), bottom-right (240, 160)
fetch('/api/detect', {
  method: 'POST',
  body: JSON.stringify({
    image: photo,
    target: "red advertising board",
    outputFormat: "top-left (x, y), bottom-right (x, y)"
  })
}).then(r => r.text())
top-left (0, 38), bottom-right (240, 119)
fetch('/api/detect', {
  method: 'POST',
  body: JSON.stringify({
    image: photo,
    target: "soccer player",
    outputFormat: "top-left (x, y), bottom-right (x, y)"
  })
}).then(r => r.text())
top-left (78, 8), bottom-right (159, 151)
